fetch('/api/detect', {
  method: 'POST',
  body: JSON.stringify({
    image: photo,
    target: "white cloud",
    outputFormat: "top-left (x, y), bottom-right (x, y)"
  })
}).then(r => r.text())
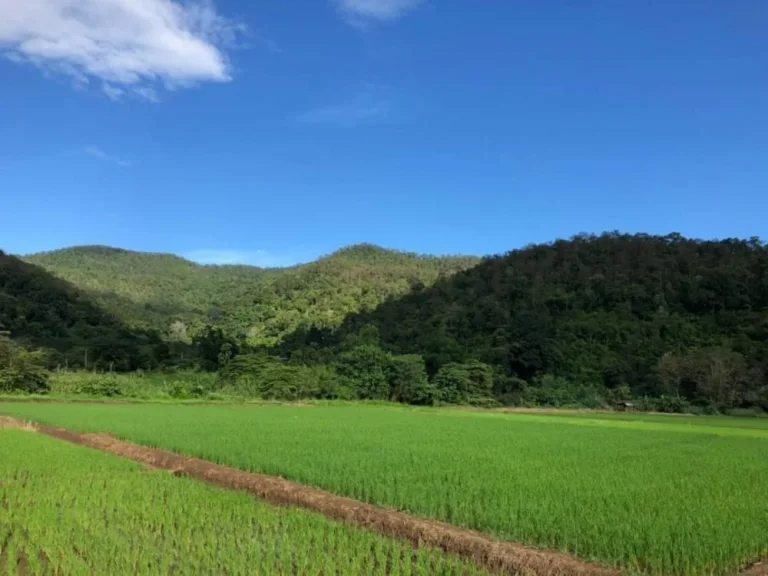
top-left (83, 146), bottom-right (131, 167)
top-left (333, 0), bottom-right (423, 22)
top-left (185, 249), bottom-right (298, 268)
top-left (0, 0), bottom-right (241, 100)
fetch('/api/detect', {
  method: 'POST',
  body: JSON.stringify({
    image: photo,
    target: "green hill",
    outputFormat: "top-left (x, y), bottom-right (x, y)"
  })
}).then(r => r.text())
top-left (24, 244), bottom-right (479, 346)
top-left (0, 250), bottom-right (166, 370)
top-left (306, 233), bottom-right (768, 409)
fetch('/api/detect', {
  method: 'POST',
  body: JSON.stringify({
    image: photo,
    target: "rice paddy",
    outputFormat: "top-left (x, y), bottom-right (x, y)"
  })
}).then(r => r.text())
top-left (2, 402), bottom-right (767, 574)
top-left (0, 428), bottom-right (485, 575)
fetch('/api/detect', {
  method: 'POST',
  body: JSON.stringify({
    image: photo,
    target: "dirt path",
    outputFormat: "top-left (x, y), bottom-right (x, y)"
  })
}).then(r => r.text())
top-left (0, 416), bottom-right (621, 576)
top-left (742, 559), bottom-right (768, 576)
top-left (0, 416), bottom-right (35, 430)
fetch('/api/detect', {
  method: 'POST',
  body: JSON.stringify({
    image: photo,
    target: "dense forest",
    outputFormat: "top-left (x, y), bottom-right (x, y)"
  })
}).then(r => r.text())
top-left (26, 244), bottom-right (478, 346)
top-left (282, 233), bottom-right (768, 412)
top-left (5, 234), bottom-right (768, 412)
top-left (0, 250), bottom-right (170, 375)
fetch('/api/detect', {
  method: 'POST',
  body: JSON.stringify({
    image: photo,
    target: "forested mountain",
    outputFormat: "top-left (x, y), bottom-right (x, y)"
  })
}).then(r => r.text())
top-left (0, 250), bottom-right (167, 370)
top-left (288, 233), bottom-right (768, 410)
top-left (25, 246), bottom-right (274, 337)
top-left (8, 234), bottom-right (768, 410)
top-left (25, 244), bottom-right (479, 346)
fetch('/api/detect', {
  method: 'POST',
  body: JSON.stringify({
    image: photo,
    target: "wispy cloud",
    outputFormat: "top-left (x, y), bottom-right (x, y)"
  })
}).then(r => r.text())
top-left (296, 89), bottom-right (392, 127)
top-left (185, 249), bottom-right (299, 268)
top-left (101, 84), bottom-right (125, 101)
top-left (333, 0), bottom-right (423, 24)
top-left (0, 0), bottom-right (243, 100)
top-left (83, 146), bottom-right (132, 167)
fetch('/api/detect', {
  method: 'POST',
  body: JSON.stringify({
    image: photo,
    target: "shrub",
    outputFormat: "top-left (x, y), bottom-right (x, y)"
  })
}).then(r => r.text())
top-left (493, 375), bottom-right (528, 406)
top-left (77, 375), bottom-right (123, 397)
top-left (336, 345), bottom-right (391, 400)
top-left (0, 339), bottom-right (50, 394)
top-left (388, 355), bottom-right (435, 405)
top-left (433, 361), bottom-right (494, 404)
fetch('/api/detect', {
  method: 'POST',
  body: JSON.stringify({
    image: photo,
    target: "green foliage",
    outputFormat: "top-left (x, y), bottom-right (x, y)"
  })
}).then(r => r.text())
top-left (336, 345), bottom-right (391, 400)
top-left (492, 374), bottom-right (528, 406)
top-left (219, 353), bottom-right (354, 401)
top-left (76, 374), bottom-right (123, 397)
top-left (11, 233), bottom-right (768, 410)
top-left (0, 430), bottom-right (479, 575)
top-left (433, 361), bottom-right (494, 404)
top-left (25, 244), bottom-right (478, 346)
top-left (8, 403), bottom-right (768, 575)
top-left (387, 354), bottom-right (434, 405)
top-left (0, 337), bottom-right (50, 393)
top-left (657, 347), bottom-right (757, 408)
top-left (323, 233), bottom-right (768, 410)
top-left (0, 250), bottom-right (170, 371)
top-left (334, 345), bottom-right (435, 403)
top-left (43, 371), bottom-right (219, 400)
top-left (193, 325), bottom-right (239, 371)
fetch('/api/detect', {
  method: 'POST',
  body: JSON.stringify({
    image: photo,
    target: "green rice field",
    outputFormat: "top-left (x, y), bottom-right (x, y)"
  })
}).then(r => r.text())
top-left (0, 429), bottom-right (484, 575)
top-left (2, 403), bottom-right (767, 575)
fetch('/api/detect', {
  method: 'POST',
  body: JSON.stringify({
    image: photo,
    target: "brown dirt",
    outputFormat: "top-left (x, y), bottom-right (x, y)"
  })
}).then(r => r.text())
top-left (0, 417), bottom-right (618, 576)
top-left (0, 416), bottom-right (35, 431)
top-left (743, 559), bottom-right (768, 576)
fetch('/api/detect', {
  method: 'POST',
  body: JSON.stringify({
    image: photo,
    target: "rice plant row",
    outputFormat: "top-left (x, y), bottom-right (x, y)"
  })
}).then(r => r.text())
top-left (0, 429), bottom-right (485, 575)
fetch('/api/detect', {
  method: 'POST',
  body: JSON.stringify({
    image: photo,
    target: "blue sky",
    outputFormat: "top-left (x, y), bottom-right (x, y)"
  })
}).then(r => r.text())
top-left (1, 0), bottom-right (767, 266)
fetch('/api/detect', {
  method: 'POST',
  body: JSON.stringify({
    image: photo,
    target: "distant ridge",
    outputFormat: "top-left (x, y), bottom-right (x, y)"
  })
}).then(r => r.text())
top-left (0, 250), bottom-right (164, 369)
top-left (22, 243), bottom-right (480, 345)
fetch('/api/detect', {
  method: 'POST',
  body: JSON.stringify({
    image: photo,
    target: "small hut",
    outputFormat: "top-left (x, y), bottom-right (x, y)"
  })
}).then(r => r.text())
top-left (614, 401), bottom-right (635, 412)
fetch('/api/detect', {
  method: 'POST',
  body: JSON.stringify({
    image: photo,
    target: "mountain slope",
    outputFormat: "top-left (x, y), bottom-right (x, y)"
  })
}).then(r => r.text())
top-left (0, 250), bottom-right (165, 369)
top-left (314, 233), bottom-right (768, 406)
top-left (25, 244), bottom-right (479, 345)
top-left (25, 246), bottom-right (274, 335)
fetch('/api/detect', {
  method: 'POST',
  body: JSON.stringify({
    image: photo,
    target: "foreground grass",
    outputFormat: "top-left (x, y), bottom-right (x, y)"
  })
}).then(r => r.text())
top-left (0, 430), bottom-right (483, 575)
top-left (3, 403), bottom-right (768, 575)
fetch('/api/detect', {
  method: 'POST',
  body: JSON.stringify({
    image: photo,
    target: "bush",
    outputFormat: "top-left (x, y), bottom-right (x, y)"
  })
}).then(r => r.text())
top-left (222, 356), bottom-right (347, 401)
top-left (336, 345), bottom-right (391, 400)
top-left (312, 365), bottom-right (354, 400)
top-left (0, 364), bottom-right (50, 394)
top-left (0, 339), bottom-right (50, 394)
top-left (77, 375), bottom-right (123, 397)
top-left (654, 394), bottom-right (692, 414)
top-left (493, 375), bottom-right (528, 406)
top-left (388, 355), bottom-right (435, 405)
top-left (168, 381), bottom-right (189, 399)
top-left (433, 361), bottom-right (494, 404)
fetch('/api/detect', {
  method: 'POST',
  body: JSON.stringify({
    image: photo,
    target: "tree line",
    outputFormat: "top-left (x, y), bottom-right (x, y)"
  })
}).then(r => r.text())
top-left (277, 233), bottom-right (768, 412)
top-left (5, 234), bottom-right (768, 413)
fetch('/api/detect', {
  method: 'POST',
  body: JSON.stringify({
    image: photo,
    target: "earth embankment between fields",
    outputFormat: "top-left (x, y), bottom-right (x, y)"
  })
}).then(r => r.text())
top-left (2, 415), bottom-right (622, 576)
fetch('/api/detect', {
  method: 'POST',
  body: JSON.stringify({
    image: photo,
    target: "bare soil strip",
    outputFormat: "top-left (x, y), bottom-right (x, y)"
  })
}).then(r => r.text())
top-left (0, 416), bottom-right (35, 430)
top-left (743, 559), bottom-right (768, 576)
top-left (0, 417), bottom-right (621, 576)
